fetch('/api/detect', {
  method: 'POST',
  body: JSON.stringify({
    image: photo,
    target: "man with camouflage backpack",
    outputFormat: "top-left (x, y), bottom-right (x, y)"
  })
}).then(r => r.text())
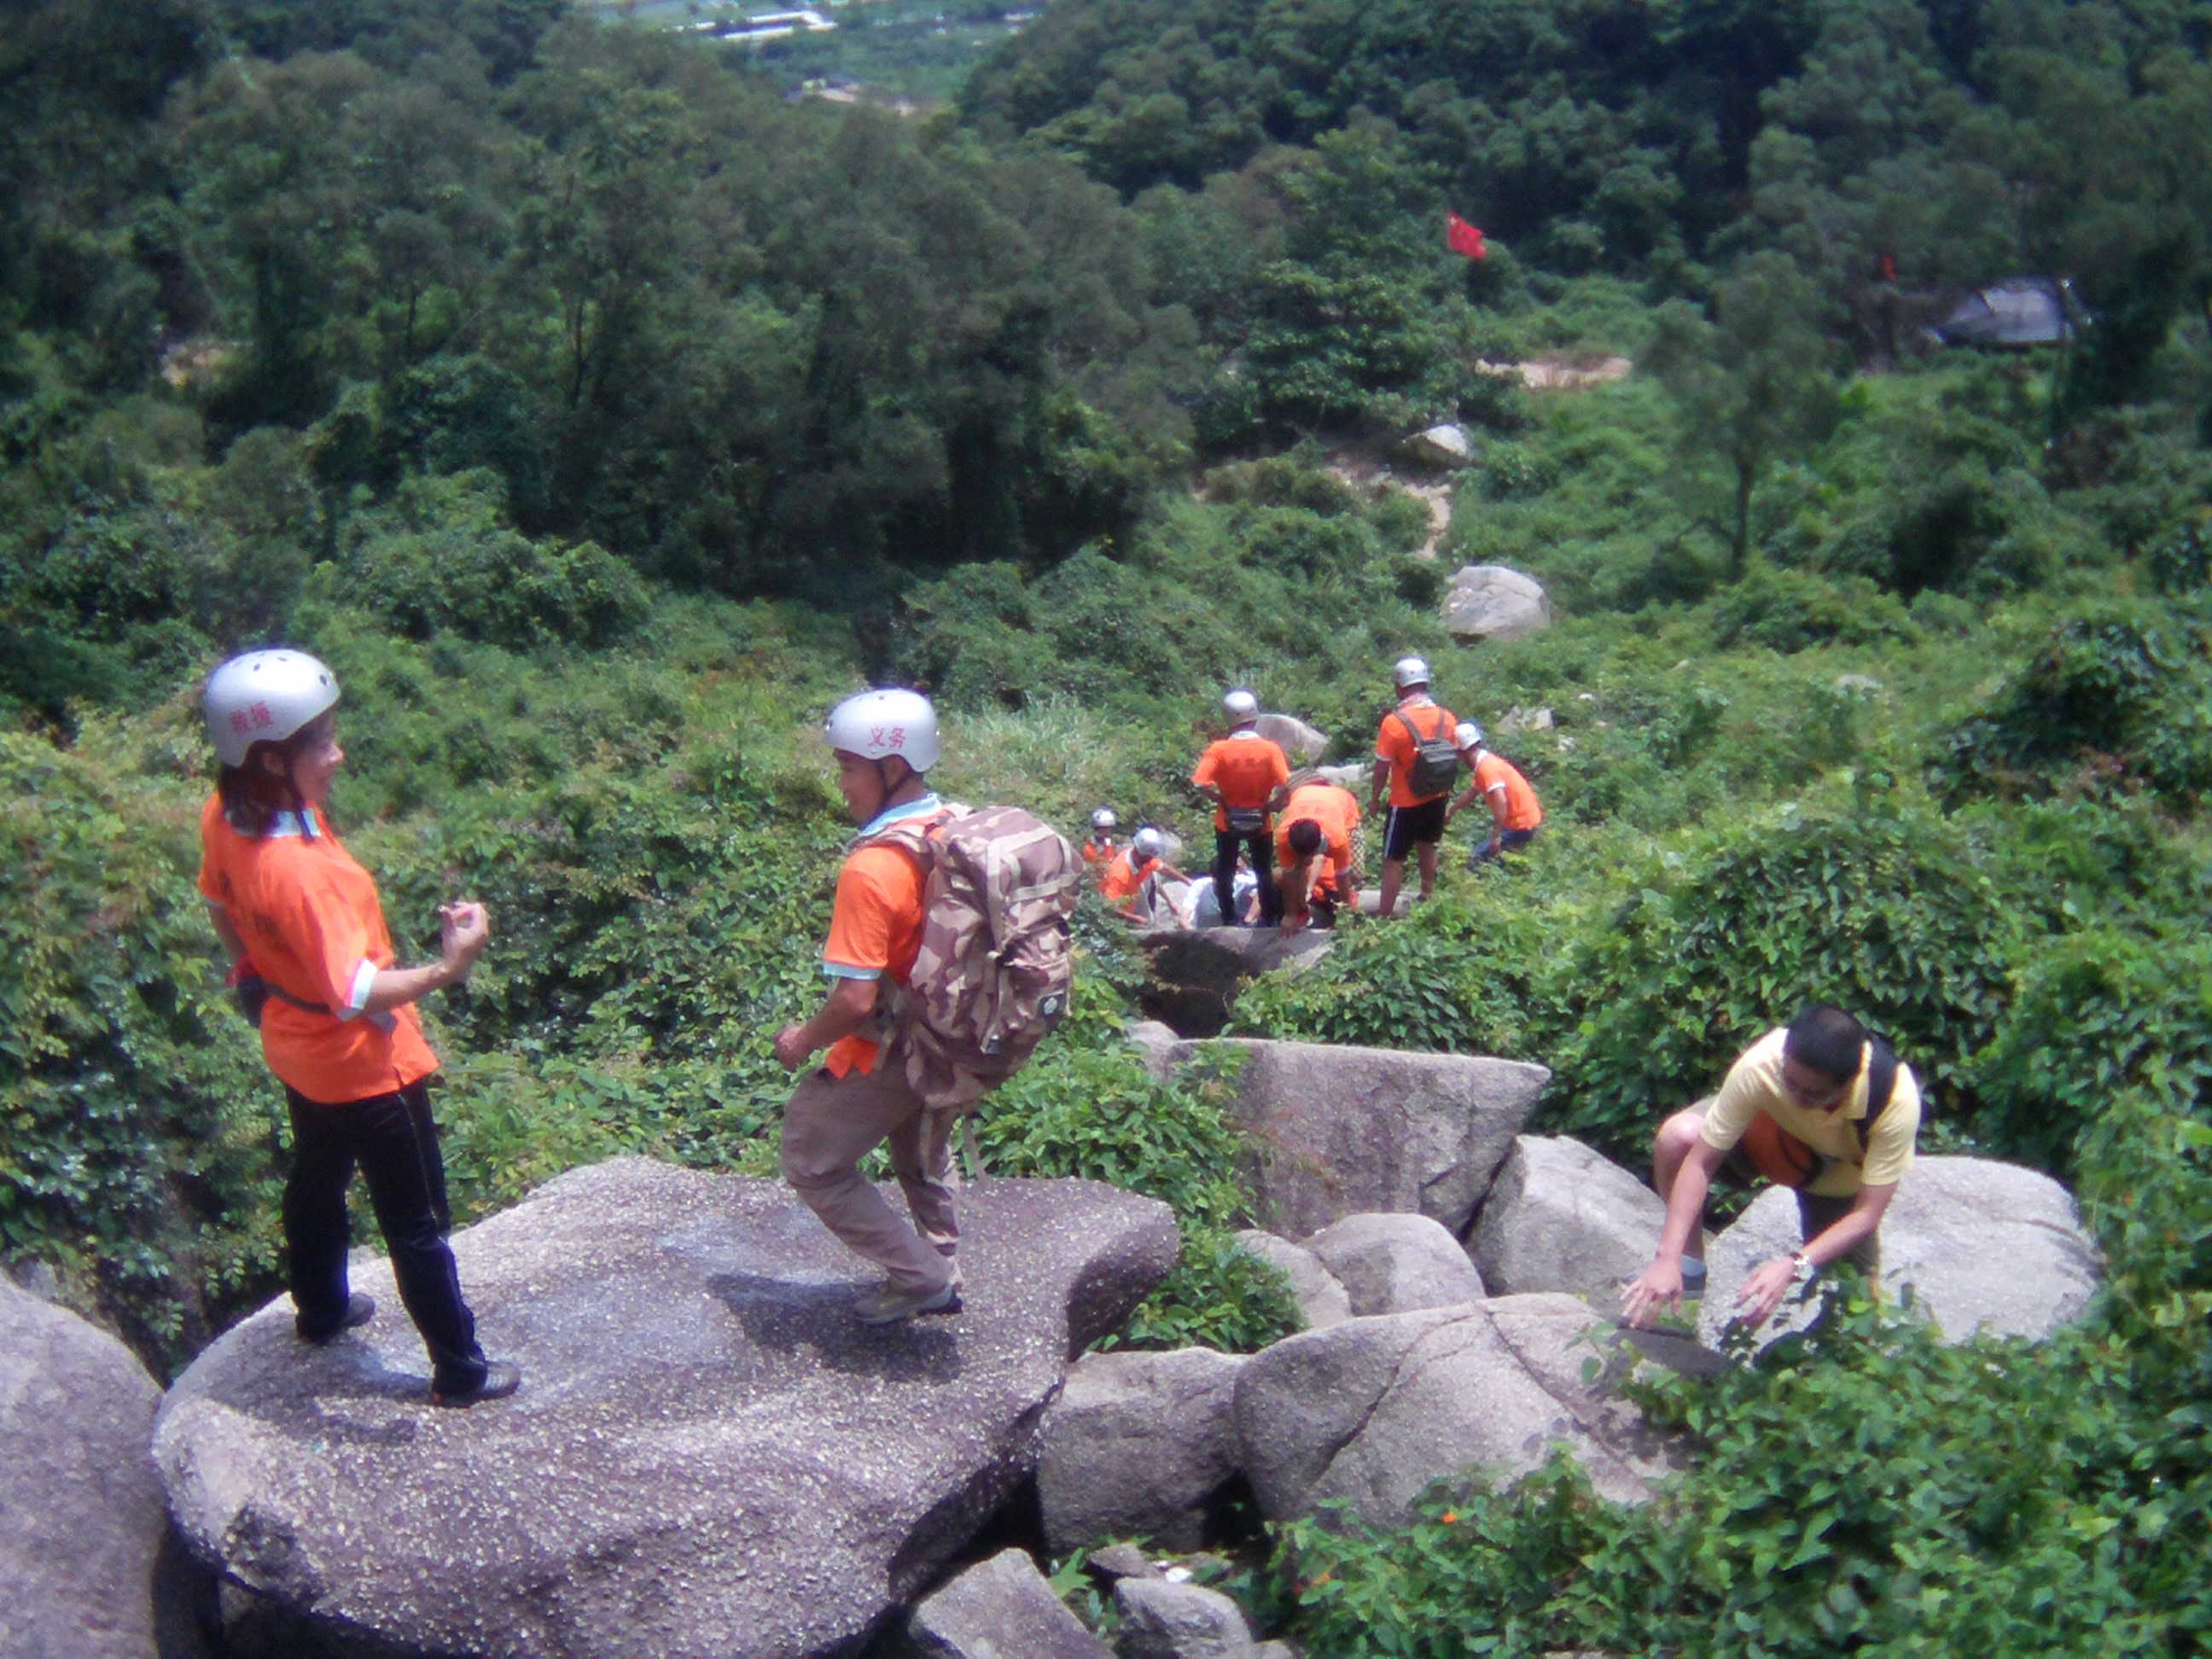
top-left (774, 688), bottom-right (1079, 1324)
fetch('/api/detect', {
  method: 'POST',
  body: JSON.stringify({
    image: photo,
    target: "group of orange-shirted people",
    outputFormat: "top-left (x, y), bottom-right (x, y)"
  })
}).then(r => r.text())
top-left (1081, 654), bottom-right (1543, 933)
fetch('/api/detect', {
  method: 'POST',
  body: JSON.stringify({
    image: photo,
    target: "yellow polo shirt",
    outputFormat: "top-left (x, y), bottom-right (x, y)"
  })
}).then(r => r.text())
top-left (1701, 1027), bottom-right (1921, 1196)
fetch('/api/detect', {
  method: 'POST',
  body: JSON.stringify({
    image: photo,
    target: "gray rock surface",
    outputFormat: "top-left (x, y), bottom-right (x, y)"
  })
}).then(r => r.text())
top-left (154, 1157), bottom-right (1178, 1659)
top-left (1304, 1214), bottom-right (1486, 1316)
top-left (1127, 1022), bottom-right (1183, 1080)
top-left (1466, 1136), bottom-right (1663, 1304)
top-left (1235, 1296), bottom-right (1679, 1525)
top-left (0, 1277), bottom-right (199, 1659)
top-left (1253, 713), bottom-right (1328, 763)
top-left (1114, 1577), bottom-right (1256, 1659)
top-left (1231, 1231), bottom-right (1350, 1330)
top-left (905, 1547), bottom-right (1111, 1659)
top-left (1445, 564), bottom-right (1551, 642)
top-left (1697, 1155), bottom-right (2101, 1349)
top-left (1165, 1039), bottom-right (1548, 1237)
top-left (1405, 424), bottom-right (1472, 467)
top-left (1039, 1348), bottom-right (1249, 1553)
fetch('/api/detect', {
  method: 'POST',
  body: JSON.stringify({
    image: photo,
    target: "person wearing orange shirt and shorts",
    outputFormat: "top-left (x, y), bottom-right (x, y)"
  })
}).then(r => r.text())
top-left (1367, 656), bottom-right (1458, 917)
top-left (196, 649), bottom-right (518, 1407)
top-left (774, 688), bottom-right (969, 1326)
top-left (1191, 690), bottom-right (1290, 928)
top-left (1274, 779), bottom-right (1361, 930)
top-left (1447, 720), bottom-right (1543, 868)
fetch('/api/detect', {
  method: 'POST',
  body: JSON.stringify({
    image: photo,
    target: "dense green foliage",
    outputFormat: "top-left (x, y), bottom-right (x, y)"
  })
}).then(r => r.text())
top-left (4, 0), bottom-right (2211, 1646)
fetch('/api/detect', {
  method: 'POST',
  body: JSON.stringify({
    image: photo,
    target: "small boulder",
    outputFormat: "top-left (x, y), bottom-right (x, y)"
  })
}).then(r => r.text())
top-left (1235, 1296), bottom-right (1679, 1526)
top-left (905, 1547), bottom-right (1112, 1659)
top-left (1231, 1231), bottom-right (1350, 1330)
top-left (1445, 564), bottom-right (1551, 642)
top-left (0, 1276), bottom-right (203, 1659)
top-left (1697, 1155), bottom-right (2101, 1350)
top-left (1165, 1039), bottom-right (1548, 1237)
top-left (1039, 1348), bottom-right (1249, 1553)
top-left (1405, 425), bottom-right (1472, 468)
top-left (1304, 1214), bottom-right (1486, 1316)
top-left (1114, 1576), bottom-right (1256, 1659)
top-left (1465, 1136), bottom-right (1663, 1304)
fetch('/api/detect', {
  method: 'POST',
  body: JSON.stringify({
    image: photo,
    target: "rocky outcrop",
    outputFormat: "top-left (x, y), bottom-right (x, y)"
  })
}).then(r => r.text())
top-left (902, 1548), bottom-right (1111, 1658)
top-left (1465, 1136), bottom-right (1662, 1304)
top-left (1445, 564), bottom-right (1551, 642)
top-left (0, 1276), bottom-right (203, 1659)
top-left (1697, 1155), bottom-right (2102, 1349)
top-left (1404, 425), bottom-right (1472, 468)
top-left (1039, 1348), bottom-right (1248, 1553)
top-left (1235, 1296), bottom-right (1679, 1525)
top-left (154, 1158), bottom-right (1178, 1659)
top-left (1168, 1039), bottom-right (1548, 1237)
top-left (1134, 932), bottom-right (1335, 1037)
top-left (1304, 1214), bottom-right (1485, 1316)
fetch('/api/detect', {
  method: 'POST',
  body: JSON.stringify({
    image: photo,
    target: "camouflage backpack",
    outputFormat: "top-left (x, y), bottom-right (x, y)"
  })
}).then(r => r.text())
top-left (863, 804), bottom-right (1081, 1110)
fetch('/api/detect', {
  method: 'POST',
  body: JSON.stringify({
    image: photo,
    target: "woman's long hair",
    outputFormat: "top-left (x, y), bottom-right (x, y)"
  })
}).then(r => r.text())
top-left (218, 712), bottom-right (334, 837)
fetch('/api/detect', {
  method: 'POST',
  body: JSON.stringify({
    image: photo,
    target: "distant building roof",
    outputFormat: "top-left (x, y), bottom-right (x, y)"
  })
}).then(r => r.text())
top-left (1933, 277), bottom-right (2077, 347)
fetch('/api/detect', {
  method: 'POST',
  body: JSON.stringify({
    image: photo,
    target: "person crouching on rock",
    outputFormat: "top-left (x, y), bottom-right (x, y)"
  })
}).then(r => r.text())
top-left (773, 689), bottom-right (966, 1326)
top-left (1620, 1004), bottom-right (1922, 1334)
top-left (196, 649), bottom-right (520, 1407)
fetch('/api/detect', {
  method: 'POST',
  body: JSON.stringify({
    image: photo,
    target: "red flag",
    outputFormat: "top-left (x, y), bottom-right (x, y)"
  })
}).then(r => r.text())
top-left (1446, 211), bottom-right (1487, 260)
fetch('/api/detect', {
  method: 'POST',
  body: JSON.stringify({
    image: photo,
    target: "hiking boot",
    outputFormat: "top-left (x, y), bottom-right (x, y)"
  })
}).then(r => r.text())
top-left (429, 1360), bottom-right (523, 1409)
top-left (853, 1278), bottom-right (962, 1326)
top-left (296, 1292), bottom-right (375, 1345)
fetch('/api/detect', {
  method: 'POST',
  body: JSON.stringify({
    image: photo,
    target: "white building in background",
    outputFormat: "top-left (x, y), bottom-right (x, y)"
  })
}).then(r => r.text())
top-left (690, 8), bottom-right (837, 41)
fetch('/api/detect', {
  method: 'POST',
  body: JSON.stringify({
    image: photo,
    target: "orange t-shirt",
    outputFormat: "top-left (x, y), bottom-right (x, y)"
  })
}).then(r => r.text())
top-left (820, 840), bottom-right (928, 1077)
top-left (1273, 783), bottom-right (1360, 896)
top-left (1192, 731), bottom-right (1290, 832)
top-left (1374, 697), bottom-right (1458, 807)
top-left (196, 795), bottom-right (439, 1103)
top-left (1471, 751), bottom-right (1543, 831)
top-left (1080, 837), bottom-right (1117, 867)
top-left (1098, 847), bottom-right (1161, 901)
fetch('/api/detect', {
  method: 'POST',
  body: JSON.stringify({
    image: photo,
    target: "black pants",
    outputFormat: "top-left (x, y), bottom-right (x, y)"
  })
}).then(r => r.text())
top-left (1213, 829), bottom-right (1281, 926)
top-left (284, 1080), bottom-right (486, 1392)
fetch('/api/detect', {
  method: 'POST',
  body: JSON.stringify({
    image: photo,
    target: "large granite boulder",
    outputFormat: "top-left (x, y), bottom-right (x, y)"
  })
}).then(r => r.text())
top-left (1304, 1214), bottom-right (1486, 1316)
top-left (1445, 564), bottom-right (1551, 642)
top-left (154, 1158), bottom-right (1179, 1659)
top-left (1134, 933), bottom-right (1336, 1038)
top-left (1114, 1577), bottom-right (1258, 1659)
top-left (1697, 1155), bottom-right (2101, 1350)
top-left (1252, 713), bottom-right (1328, 763)
top-left (1231, 1231), bottom-right (1350, 1330)
top-left (1167, 1039), bottom-right (1548, 1237)
top-left (902, 1548), bottom-right (1111, 1658)
top-left (1465, 1136), bottom-right (1663, 1304)
top-left (1038, 1348), bottom-right (1247, 1553)
top-left (0, 1276), bottom-right (202, 1659)
top-left (1235, 1296), bottom-right (1680, 1525)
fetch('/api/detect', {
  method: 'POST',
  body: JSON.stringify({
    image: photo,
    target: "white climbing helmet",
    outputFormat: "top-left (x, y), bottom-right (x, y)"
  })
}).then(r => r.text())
top-left (1222, 689), bottom-right (1260, 723)
top-left (1455, 719), bottom-right (1486, 752)
top-left (824, 688), bottom-right (940, 772)
top-left (1091, 807), bottom-right (1118, 831)
top-left (1393, 655), bottom-right (1431, 690)
top-left (202, 649), bottom-right (340, 768)
top-left (1132, 826), bottom-right (1166, 859)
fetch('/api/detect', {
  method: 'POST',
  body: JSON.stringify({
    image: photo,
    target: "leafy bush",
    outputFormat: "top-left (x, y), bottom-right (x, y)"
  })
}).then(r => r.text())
top-left (1697, 562), bottom-right (1918, 655)
top-left (1928, 603), bottom-right (2212, 812)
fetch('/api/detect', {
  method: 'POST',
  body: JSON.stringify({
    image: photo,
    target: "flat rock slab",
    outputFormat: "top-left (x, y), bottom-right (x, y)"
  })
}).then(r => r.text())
top-left (154, 1158), bottom-right (1177, 1659)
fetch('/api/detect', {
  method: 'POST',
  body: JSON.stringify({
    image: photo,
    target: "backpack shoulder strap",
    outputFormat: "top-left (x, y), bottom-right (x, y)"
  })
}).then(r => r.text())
top-left (1394, 707), bottom-right (1425, 748)
top-left (1856, 1037), bottom-right (1900, 1155)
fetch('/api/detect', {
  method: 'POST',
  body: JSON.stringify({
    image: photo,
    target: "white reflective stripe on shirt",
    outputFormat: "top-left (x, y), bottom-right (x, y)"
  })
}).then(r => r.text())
top-left (338, 959), bottom-right (378, 1021)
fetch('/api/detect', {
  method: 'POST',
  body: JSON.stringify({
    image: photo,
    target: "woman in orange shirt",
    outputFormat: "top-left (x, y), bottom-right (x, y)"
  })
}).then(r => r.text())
top-left (197, 649), bottom-right (518, 1407)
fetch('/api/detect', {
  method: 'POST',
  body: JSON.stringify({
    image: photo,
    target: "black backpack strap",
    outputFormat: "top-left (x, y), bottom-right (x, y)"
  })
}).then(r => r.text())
top-left (1855, 1037), bottom-right (1900, 1157)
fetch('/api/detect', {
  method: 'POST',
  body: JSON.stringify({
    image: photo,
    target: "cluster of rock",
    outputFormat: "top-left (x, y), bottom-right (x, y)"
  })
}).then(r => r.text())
top-left (3, 1037), bottom-right (2102, 1659)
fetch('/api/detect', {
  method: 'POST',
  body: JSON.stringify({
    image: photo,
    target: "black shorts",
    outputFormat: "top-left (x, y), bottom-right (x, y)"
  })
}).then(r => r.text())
top-left (1716, 1143), bottom-right (1880, 1273)
top-left (1382, 796), bottom-right (1448, 862)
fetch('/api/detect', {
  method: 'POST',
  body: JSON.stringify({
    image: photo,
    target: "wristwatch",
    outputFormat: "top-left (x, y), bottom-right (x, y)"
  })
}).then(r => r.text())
top-left (1790, 1251), bottom-right (1817, 1284)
